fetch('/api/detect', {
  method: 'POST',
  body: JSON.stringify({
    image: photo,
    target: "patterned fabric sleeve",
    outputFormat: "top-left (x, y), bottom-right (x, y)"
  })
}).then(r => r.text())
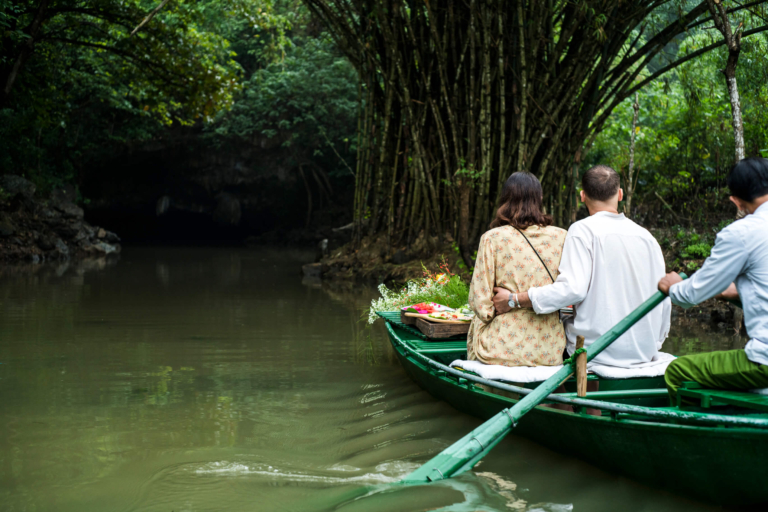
top-left (469, 233), bottom-right (496, 324)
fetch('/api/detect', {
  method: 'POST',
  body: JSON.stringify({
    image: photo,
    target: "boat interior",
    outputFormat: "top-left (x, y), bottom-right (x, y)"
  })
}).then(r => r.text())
top-left (377, 312), bottom-right (768, 427)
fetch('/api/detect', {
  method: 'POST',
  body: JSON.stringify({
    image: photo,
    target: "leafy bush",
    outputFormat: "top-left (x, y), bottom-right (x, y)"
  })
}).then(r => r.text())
top-left (210, 35), bottom-right (358, 177)
top-left (586, 28), bottom-right (768, 227)
top-left (681, 243), bottom-right (712, 259)
top-left (0, 0), bottom-right (295, 191)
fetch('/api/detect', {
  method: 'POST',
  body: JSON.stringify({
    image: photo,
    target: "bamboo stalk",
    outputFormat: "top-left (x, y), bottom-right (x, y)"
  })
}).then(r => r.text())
top-left (516, 1), bottom-right (528, 173)
top-left (387, 123), bottom-right (403, 251)
top-left (496, 0), bottom-right (507, 205)
top-left (303, 0), bottom-right (739, 248)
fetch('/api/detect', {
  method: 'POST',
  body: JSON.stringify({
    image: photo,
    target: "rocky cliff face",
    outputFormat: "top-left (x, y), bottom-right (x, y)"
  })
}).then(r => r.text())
top-left (0, 175), bottom-right (120, 262)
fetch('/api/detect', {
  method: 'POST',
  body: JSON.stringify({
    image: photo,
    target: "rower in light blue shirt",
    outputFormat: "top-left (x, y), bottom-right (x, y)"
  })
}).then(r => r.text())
top-left (658, 157), bottom-right (768, 403)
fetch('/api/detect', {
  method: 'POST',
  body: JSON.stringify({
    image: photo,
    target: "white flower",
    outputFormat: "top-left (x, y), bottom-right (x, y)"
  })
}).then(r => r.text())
top-left (367, 278), bottom-right (446, 324)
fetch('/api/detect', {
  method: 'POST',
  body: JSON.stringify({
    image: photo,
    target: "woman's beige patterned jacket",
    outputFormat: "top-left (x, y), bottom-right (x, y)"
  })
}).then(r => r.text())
top-left (468, 224), bottom-right (567, 366)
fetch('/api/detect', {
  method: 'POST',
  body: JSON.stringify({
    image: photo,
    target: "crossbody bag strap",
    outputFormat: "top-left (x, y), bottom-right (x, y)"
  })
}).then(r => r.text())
top-left (513, 226), bottom-right (555, 283)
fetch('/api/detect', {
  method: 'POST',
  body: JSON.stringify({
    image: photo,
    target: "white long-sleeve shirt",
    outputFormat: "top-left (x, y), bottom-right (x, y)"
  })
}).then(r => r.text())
top-left (670, 202), bottom-right (768, 365)
top-left (528, 212), bottom-right (671, 367)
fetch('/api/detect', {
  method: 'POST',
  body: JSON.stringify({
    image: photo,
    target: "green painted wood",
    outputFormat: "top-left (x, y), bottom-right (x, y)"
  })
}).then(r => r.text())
top-left (377, 311), bottom-right (430, 339)
top-left (403, 285), bottom-right (682, 484)
top-left (388, 326), bottom-right (768, 505)
top-left (409, 341), bottom-right (466, 353)
top-left (556, 389), bottom-right (669, 400)
top-left (678, 388), bottom-right (768, 412)
top-left (377, 311), bottom-right (468, 341)
top-left (387, 323), bottom-right (768, 428)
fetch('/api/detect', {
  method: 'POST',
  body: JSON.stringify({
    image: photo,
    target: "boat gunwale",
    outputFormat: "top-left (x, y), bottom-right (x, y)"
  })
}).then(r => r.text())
top-left (383, 320), bottom-right (768, 431)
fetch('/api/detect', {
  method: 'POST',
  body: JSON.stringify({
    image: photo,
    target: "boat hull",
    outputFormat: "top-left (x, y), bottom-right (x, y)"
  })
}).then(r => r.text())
top-left (389, 329), bottom-right (768, 505)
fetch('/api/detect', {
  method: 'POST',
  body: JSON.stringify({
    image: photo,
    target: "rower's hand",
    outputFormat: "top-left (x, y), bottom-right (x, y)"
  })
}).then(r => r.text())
top-left (492, 287), bottom-right (512, 314)
top-left (658, 272), bottom-right (683, 295)
top-left (716, 282), bottom-right (739, 301)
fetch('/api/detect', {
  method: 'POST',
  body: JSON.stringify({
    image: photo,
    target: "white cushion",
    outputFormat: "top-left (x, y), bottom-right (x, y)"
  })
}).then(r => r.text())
top-left (450, 352), bottom-right (676, 383)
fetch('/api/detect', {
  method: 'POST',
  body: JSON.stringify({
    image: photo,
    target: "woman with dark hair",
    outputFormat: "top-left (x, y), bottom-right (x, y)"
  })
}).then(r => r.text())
top-left (467, 172), bottom-right (567, 366)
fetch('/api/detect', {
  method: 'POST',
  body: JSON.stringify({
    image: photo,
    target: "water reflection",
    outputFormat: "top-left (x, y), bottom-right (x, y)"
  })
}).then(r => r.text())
top-left (0, 248), bottom-right (721, 511)
top-left (667, 313), bottom-right (748, 355)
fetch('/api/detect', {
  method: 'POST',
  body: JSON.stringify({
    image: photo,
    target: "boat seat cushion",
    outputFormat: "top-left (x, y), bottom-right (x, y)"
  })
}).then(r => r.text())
top-left (450, 352), bottom-right (675, 383)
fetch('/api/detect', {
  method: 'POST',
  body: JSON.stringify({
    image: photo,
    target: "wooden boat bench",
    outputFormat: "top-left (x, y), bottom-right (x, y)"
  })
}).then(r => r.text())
top-left (677, 381), bottom-right (768, 412)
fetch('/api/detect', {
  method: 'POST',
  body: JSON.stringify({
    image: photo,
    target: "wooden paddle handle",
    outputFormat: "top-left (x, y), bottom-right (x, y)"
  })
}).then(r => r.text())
top-left (576, 335), bottom-right (587, 397)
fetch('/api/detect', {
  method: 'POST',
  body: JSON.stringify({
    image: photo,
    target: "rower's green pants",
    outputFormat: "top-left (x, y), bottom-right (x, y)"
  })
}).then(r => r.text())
top-left (665, 349), bottom-right (768, 405)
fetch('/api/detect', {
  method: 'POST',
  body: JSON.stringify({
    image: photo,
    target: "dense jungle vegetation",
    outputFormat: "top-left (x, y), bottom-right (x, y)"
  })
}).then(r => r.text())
top-left (1, 1), bottom-right (767, 265)
top-left (0, 0), bottom-right (358, 205)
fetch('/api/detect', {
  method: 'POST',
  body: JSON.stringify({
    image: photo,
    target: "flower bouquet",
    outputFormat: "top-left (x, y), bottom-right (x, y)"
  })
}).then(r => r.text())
top-left (367, 262), bottom-right (472, 324)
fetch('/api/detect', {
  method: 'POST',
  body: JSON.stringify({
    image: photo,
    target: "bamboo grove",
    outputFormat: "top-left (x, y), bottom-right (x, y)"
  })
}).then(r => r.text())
top-left (303, 0), bottom-right (768, 263)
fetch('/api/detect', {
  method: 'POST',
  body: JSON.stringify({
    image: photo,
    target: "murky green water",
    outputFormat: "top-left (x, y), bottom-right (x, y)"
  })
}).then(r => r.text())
top-left (0, 248), bottom-right (737, 511)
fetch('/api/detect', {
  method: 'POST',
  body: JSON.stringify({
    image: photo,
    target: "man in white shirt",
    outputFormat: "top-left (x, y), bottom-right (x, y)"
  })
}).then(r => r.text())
top-left (492, 165), bottom-right (671, 367)
top-left (659, 157), bottom-right (768, 403)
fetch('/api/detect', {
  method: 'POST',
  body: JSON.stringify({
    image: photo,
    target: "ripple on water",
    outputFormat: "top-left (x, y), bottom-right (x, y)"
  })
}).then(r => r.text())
top-left (130, 459), bottom-right (577, 512)
top-left (335, 471), bottom-right (575, 512)
top-left (125, 458), bottom-right (421, 512)
top-left (191, 459), bottom-right (418, 484)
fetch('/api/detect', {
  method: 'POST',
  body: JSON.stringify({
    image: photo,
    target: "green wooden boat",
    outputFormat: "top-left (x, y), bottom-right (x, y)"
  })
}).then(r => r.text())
top-left (378, 312), bottom-right (768, 506)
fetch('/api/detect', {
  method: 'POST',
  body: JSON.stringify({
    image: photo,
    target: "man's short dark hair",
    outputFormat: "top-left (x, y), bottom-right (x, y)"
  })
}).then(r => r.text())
top-left (582, 165), bottom-right (620, 202)
top-left (727, 157), bottom-right (768, 202)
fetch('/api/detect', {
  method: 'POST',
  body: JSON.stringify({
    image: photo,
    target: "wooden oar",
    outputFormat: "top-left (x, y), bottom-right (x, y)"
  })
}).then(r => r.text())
top-left (575, 335), bottom-right (587, 397)
top-left (401, 274), bottom-right (685, 484)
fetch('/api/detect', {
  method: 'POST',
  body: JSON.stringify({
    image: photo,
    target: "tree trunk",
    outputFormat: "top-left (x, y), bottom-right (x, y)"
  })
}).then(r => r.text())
top-left (570, 147), bottom-right (581, 224)
top-left (458, 181), bottom-right (473, 269)
top-left (303, 0), bottom-right (762, 256)
top-left (707, 0), bottom-right (745, 333)
top-left (624, 93), bottom-right (640, 217)
top-left (725, 57), bottom-right (745, 161)
top-left (1, 0), bottom-right (51, 107)
top-left (298, 165), bottom-right (313, 229)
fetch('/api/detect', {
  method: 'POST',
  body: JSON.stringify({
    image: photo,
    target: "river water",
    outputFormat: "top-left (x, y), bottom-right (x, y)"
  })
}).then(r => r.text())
top-left (0, 248), bottom-right (742, 511)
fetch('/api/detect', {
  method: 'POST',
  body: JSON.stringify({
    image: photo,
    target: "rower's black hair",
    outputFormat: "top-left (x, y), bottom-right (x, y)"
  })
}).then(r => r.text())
top-left (582, 165), bottom-right (620, 202)
top-left (727, 157), bottom-right (768, 202)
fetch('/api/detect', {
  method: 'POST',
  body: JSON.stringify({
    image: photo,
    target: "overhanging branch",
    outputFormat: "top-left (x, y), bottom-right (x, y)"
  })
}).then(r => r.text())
top-left (130, 0), bottom-right (171, 37)
top-left (627, 24), bottom-right (768, 96)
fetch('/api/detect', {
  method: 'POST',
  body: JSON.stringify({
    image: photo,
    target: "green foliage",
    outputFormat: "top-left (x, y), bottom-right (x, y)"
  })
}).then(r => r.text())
top-left (0, 0), bottom-right (288, 191)
top-left (209, 33), bottom-right (358, 177)
top-left (406, 275), bottom-right (470, 310)
top-left (453, 159), bottom-right (485, 187)
top-left (682, 243), bottom-right (712, 259)
top-left (587, 19), bottom-right (768, 225)
top-left (661, 225), bottom-right (719, 271)
top-left (0, 0), bottom-right (358, 206)
top-left (451, 242), bottom-right (476, 274)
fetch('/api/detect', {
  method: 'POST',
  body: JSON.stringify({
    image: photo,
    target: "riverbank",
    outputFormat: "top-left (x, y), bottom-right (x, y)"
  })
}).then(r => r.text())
top-left (310, 222), bottom-right (741, 332)
top-left (0, 175), bottom-right (121, 263)
top-left (312, 227), bottom-right (714, 283)
top-left (307, 231), bottom-right (469, 284)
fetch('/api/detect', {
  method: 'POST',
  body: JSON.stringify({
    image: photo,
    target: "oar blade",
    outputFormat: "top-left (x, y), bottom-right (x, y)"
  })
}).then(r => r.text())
top-left (401, 410), bottom-right (515, 484)
top-left (403, 364), bottom-right (575, 484)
